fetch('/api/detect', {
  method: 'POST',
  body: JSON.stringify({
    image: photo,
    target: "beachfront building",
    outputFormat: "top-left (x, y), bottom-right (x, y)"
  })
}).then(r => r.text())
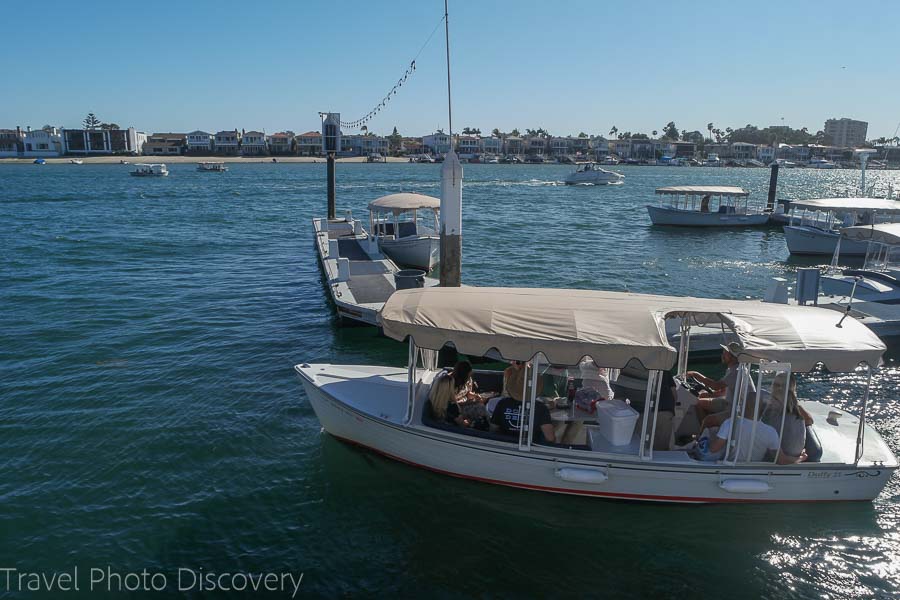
top-left (422, 132), bottom-right (450, 155)
top-left (186, 131), bottom-right (213, 153)
top-left (525, 136), bottom-right (547, 156)
top-left (455, 135), bottom-right (479, 156)
top-left (593, 139), bottom-right (611, 160)
top-left (776, 144), bottom-right (811, 162)
top-left (504, 136), bottom-right (524, 156)
top-left (757, 146), bottom-right (776, 163)
top-left (824, 117), bottom-right (868, 148)
top-left (671, 141), bottom-right (696, 158)
top-left (341, 134), bottom-right (388, 157)
top-left (241, 131), bottom-right (268, 156)
top-left (570, 136), bottom-right (591, 156)
top-left (295, 131), bottom-right (322, 156)
top-left (62, 127), bottom-right (146, 155)
top-left (548, 137), bottom-right (569, 157)
top-left (23, 127), bottom-right (63, 157)
top-left (267, 132), bottom-right (294, 155)
top-left (401, 137), bottom-right (424, 155)
top-left (479, 136), bottom-right (502, 155)
top-left (214, 130), bottom-right (241, 155)
top-left (731, 142), bottom-right (757, 160)
top-left (0, 127), bottom-right (25, 157)
top-left (143, 133), bottom-right (187, 156)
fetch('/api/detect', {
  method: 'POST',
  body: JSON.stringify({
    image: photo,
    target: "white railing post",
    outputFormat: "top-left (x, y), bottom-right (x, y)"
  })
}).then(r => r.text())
top-left (855, 366), bottom-right (873, 464)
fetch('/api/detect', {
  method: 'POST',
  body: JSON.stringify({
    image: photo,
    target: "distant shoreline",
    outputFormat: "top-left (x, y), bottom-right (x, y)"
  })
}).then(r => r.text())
top-left (0, 155), bottom-right (411, 165)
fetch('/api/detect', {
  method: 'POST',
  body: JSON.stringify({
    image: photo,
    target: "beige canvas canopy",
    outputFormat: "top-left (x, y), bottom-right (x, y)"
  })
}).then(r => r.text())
top-left (790, 198), bottom-right (900, 213)
top-left (655, 186), bottom-right (749, 197)
top-left (379, 287), bottom-right (884, 372)
top-left (369, 193), bottom-right (440, 212)
top-left (841, 223), bottom-right (900, 245)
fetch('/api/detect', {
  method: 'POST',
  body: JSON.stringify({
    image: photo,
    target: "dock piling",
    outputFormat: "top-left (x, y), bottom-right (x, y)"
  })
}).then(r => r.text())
top-left (767, 163), bottom-right (779, 212)
top-left (439, 151), bottom-right (463, 287)
top-left (327, 152), bottom-right (336, 220)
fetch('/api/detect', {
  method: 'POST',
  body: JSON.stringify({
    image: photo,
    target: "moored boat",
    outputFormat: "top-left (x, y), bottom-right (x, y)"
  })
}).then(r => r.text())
top-left (296, 286), bottom-right (896, 503)
top-left (69, 159), bottom-right (83, 165)
top-left (821, 223), bottom-right (900, 302)
top-left (784, 198), bottom-right (900, 255)
top-left (648, 185), bottom-right (769, 226)
top-left (130, 163), bottom-right (168, 177)
top-left (369, 193), bottom-right (440, 271)
top-left (197, 161), bottom-right (228, 172)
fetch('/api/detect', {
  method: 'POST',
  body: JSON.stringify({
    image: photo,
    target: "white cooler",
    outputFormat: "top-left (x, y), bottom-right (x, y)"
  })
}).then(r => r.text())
top-left (594, 399), bottom-right (639, 446)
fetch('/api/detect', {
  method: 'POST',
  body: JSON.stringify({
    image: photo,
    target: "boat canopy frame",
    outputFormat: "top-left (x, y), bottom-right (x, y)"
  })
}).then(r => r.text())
top-left (654, 186), bottom-right (755, 215)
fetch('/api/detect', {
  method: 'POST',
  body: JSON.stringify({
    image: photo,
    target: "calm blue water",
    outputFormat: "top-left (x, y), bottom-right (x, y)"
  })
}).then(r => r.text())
top-left (2, 162), bottom-right (899, 598)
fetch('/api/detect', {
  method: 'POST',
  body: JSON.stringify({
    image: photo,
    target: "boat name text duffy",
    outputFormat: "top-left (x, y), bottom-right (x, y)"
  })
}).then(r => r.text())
top-left (0, 566), bottom-right (304, 597)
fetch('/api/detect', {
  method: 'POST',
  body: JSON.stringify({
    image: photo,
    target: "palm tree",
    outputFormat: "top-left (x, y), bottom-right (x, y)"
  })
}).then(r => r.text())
top-left (652, 130), bottom-right (658, 138)
top-left (707, 122), bottom-right (714, 142)
top-left (609, 126), bottom-right (618, 138)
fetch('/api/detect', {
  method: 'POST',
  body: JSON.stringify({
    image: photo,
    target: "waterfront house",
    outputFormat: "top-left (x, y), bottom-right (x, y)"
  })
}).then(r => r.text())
top-left (295, 131), bottom-right (322, 156)
top-left (731, 142), bottom-right (757, 160)
top-left (401, 137), bottom-right (424, 155)
top-left (422, 132), bottom-right (450, 155)
top-left (570, 136), bottom-right (591, 155)
top-left (62, 127), bottom-right (146, 155)
top-left (214, 130), bottom-right (241, 155)
top-left (504, 136), bottom-right (524, 156)
top-left (525, 136), bottom-right (547, 155)
top-left (455, 135), bottom-right (480, 156)
top-left (186, 131), bottom-right (213, 153)
top-left (705, 143), bottom-right (732, 159)
top-left (143, 133), bottom-right (187, 156)
top-left (267, 132), bottom-right (294, 156)
top-left (0, 127), bottom-right (25, 157)
top-left (593, 139), bottom-right (612, 160)
top-left (241, 131), bottom-right (268, 156)
top-left (479, 136), bottom-right (502, 155)
top-left (672, 141), bottom-right (696, 158)
top-left (23, 127), bottom-right (63, 157)
top-left (548, 137), bottom-right (570, 157)
top-left (341, 133), bottom-right (388, 157)
top-left (757, 146), bottom-right (776, 163)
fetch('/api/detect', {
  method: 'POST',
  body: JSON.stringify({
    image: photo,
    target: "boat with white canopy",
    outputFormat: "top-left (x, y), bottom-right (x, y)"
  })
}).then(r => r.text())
top-left (368, 193), bottom-right (440, 271)
top-left (130, 163), bottom-right (168, 177)
top-left (564, 163), bottom-right (624, 185)
top-left (648, 186), bottom-right (769, 226)
top-left (784, 198), bottom-right (900, 256)
top-left (296, 286), bottom-right (895, 503)
top-left (197, 161), bottom-right (228, 172)
top-left (821, 223), bottom-right (900, 303)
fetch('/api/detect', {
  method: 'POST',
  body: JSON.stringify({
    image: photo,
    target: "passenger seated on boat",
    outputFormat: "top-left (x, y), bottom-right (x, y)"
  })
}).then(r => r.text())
top-left (429, 361), bottom-right (490, 430)
top-left (490, 396), bottom-right (556, 443)
top-left (693, 404), bottom-right (782, 463)
top-left (700, 194), bottom-right (711, 213)
top-left (577, 358), bottom-right (614, 401)
top-left (760, 374), bottom-right (814, 463)
top-left (503, 360), bottom-right (542, 401)
top-left (686, 343), bottom-right (755, 427)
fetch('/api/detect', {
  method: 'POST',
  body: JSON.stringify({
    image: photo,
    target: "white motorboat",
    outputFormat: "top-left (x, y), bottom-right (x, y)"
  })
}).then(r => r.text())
top-left (772, 158), bottom-right (797, 168)
top-left (703, 153), bottom-right (721, 167)
top-left (820, 223), bottom-right (900, 302)
top-left (564, 163), bottom-right (624, 185)
top-left (369, 193), bottom-right (440, 271)
top-left (600, 155), bottom-right (620, 166)
top-left (69, 159), bottom-right (83, 165)
top-left (808, 157), bottom-right (839, 169)
top-left (197, 161), bottom-right (228, 172)
top-left (647, 185), bottom-right (769, 226)
top-left (784, 198), bottom-right (900, 255)
top-left (296, 286), bottom-right (896, 504)
top-left (130, 163), bottom-right (168, 177)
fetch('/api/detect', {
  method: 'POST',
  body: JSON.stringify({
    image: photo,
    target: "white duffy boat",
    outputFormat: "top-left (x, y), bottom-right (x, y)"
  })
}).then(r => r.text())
top-left (197, 161), bottom-right (228, 172)
top-left (130, 163), bottom-right (168, 177)
top-left (564, 163), bottom-right (624, 185)
top-left (647, 185), bottom-right (769, 226)
top-left (784, 198), bottom-right (900, 256)
top-left (296, 287), bottom-right (896, 504)
top-left (821, 223), bottom-right (900, 303)
top-left (369, 193), bottom-right (440, 271)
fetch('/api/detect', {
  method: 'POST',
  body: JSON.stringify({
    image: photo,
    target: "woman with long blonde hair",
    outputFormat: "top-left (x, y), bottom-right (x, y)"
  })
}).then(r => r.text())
top-left (763, 373), bottom-right (813, 462)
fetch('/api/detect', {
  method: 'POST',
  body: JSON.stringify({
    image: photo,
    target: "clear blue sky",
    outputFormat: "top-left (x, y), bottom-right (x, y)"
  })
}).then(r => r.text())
top-left (3, 0), bottom-right (899, 139)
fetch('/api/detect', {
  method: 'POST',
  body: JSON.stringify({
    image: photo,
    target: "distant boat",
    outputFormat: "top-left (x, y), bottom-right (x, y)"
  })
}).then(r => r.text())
top-left (564, 163), bottom-right (625, 185)
top-left (130, 163), bottom-right (168, 177)
top-left (33, 158), bottom-right (46, 165)
top-left (600, 155), bottom-right (620, 165)
top-left (648, 185), bottom-right (769, 226)
top-left (703, 153), bottom-right (721, 167)
top-left (197, 161), bottom-right (228, 172)
top-left (807, 157), bottom-right (839, 169)
top-left (69, 159), bottom-right (83, 165)
top-left (367, 153), bottom-right (386, 163)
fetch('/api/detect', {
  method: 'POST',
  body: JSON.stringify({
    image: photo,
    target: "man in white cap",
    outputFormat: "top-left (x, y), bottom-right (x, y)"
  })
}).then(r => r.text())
top-left (685, 342), bottom-right (756, 427)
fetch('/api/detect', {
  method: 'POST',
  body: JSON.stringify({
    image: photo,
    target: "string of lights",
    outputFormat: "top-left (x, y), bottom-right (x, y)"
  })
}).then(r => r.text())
top-left (322, 15), bottom-right (445, 131)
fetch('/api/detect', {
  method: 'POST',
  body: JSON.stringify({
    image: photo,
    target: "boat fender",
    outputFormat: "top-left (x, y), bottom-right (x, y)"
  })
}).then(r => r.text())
top-left (719, 479), bottom-right (771, 494)
top-left (554, 467), bottom-right (608, 484)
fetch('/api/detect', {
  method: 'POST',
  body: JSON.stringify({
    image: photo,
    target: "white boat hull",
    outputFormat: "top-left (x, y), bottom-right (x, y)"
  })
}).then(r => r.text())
top-left (647, 205), bottom-right (769, 227)
top-left (379, 236), bottom-right (439, 271)
top-left (297, 364), bottom-right (895, 504)
top-left (784, 226), bottom-right (869, 256)
top-left (820, 271), bottom-right (900, 303)
top-left (565, 171), bottom-right (623, 185)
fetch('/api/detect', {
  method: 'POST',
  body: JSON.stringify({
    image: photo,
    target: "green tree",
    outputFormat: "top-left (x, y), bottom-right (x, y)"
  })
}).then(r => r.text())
top-left (609, 126), bottom-right (618, 138)
top-left (388, 126), bottom-right (402, 153)
top-left (492, 128), bottom-right (501, 137)
top-left (707, 122), bottom-right (714, 142)
top-left (631, 133), bottom-right (649, 140)
top-left (662, 121), bottom-right (679, 140)
top-left (578, 132), bottom-right (588, 138)
top-left (510, 128), bottom-right (520, 137)
top-left (100, 123), bottom-right (120, 130)
top-left (83, 113), bottom-right (101, 129)
top-left (652, 130), bottom-right (658, 138)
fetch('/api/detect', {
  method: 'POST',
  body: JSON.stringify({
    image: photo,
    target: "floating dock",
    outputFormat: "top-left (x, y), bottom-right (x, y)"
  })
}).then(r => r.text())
top-left (313, 215), bottom-right (436, 326)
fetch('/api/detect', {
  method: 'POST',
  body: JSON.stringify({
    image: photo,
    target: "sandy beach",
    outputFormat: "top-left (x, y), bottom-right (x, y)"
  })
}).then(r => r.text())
top-left (0, 155), bottom-right (411, 165)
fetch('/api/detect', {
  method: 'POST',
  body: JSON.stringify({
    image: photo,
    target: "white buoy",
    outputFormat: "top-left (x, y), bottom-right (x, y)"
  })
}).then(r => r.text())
top-left (440, 150), bottom-right (463, 287)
